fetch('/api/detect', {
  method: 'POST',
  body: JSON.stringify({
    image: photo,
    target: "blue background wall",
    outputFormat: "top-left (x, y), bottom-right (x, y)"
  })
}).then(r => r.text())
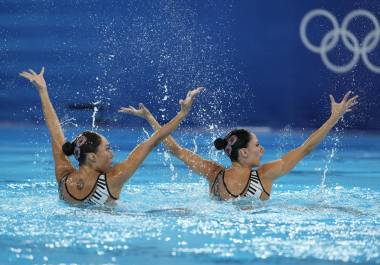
top-left (1, 0), bottom-right (379, 129)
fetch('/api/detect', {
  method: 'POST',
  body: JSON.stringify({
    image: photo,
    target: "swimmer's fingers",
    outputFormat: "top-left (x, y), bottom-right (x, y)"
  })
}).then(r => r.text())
top-left (28, 69), bottom-right (37, 76)
top-left (119, 105), bottom-right (148, 118)
top-left (20, 72), bottom-right (37, 84)
top-left (348, 100), bottom-right (359, 109)
top-left (189, 87), bottom-right (205, 98)
top-left (138, 103), bottom-right (148, 111)
top-left (347, 95), bottom-right (359, 105)
top-left (186, 87), bottom-right (205, 103)
top-left (118, 106), bottom-right (135, 113)
top-left (342, 91), bottom-right (352, 102)
top-left (180, 87), bottom-right (204, 112)
top-left (345, 95), bottom-right (359, 111)
top-left (139, 103), bottom-right (151, 115)
top-left (39, 67), bottom-right (45, 76)
top-left (329, 94), bottom-right (336, 104)
top-left (19, 71), bottom-right (33, 80)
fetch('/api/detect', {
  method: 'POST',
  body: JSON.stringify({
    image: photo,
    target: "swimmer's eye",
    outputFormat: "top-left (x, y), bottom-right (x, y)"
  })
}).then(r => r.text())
top-left (256, 143), bottom-right (260, 147)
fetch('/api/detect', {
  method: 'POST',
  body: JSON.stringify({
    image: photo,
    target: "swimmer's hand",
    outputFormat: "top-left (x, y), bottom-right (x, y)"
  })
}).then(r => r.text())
top-left (119, 87), bottom-right (204, 118)
top-left (19, 67), bottom-right (47, 91)
top-left (179, 87), bottom-right (205, 115)
top-left (118, 103), bottom-right (151, 119)
top-left (329, 91), bottom-right (358, 120)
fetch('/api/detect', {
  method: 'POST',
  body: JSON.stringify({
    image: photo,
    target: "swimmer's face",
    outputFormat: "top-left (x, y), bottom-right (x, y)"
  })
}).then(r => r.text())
top-left (94, 136), bottom-right (113, 172)
top-left (245, 133), bottom-right (264, 166)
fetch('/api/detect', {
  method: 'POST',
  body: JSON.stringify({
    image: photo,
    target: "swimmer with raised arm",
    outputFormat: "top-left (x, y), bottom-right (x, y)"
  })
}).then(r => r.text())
top-left (20, 67), bottom-right (203, 205)
top-left (120, 91), bottom-right (358, 201)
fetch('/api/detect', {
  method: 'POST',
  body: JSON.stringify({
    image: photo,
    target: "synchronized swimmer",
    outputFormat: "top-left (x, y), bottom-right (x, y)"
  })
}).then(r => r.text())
top-left (20, 67), bottom-right (358, 205)
top-left (120, 92), bottom-right (358, 201)
top-left (20, 67), bottom-right (203, 205)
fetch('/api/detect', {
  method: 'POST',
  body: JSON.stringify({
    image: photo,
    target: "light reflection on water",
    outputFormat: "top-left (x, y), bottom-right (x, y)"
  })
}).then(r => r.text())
top-left (1, 181), bottom-right (379, 265)
top-left (0, 128), bottom-right (379, 264)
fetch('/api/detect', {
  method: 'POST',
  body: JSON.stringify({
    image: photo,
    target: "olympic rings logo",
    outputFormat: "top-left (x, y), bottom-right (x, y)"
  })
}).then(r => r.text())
top-left (300, 9), bottom-right (380, 74)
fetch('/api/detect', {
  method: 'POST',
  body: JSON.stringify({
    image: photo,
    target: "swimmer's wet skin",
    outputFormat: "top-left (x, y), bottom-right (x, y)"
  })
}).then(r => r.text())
top-left (20, 67), bottom-right (203, 206)
top-left (210, 169), bottom-right (270, 200)
top-left (122, 91), bottom-right (358, 201)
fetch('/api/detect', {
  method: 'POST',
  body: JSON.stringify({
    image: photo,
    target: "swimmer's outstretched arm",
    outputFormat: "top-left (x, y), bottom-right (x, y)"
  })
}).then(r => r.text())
top-left (119, 89), bottom-right (223, 183)
top-left (20, 68), bottom-right (75, 182)
top-left (258, 91), bottom-right (358, 182)
top-left (109, 88), bottom-right (203, 190)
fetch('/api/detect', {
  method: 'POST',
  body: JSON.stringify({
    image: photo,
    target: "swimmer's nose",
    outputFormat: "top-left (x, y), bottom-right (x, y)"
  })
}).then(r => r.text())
top-left (261, 146), bottom-right (264, 154)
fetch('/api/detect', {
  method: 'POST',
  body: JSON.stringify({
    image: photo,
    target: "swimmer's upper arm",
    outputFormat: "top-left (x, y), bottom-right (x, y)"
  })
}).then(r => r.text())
top-left (107, 139), bottom-right (156, 188)
top-left (173, 147), bottom-right (224, 183)
top-left (52, 139), bottom-right (75, 183)
top-left (258, 146), bottom-right (308, 181)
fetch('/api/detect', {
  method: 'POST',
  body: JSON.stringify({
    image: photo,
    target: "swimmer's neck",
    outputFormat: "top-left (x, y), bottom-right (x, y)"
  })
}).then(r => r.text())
top-left (78, 164), bottom-right (103, 179)
top-left (231, 161), bottom-right (252, 171)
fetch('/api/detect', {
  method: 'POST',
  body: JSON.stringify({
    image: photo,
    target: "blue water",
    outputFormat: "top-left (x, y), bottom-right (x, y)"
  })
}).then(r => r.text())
top-left (0, 126), bottom-right (379, 265)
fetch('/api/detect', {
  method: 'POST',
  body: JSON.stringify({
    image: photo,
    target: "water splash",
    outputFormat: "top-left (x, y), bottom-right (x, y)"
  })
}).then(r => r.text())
top-left (60, 117), bottom-right (78, 128)
top-left (91, 1), bottom-right (246, 129)
top-left (142, 127), bottom-right (175, 179)
top-left (320, 127), bottom-right (341, 190)
top-left (207, 123), bottom-right (221, 162)
top-left (163, 150), bottom-right (177, 181)
top-left (91, 101), bottom-right (101, 130)
top-left (275, 125), bottom-right (294, 158)
top-left (142, 127), bottom-right (150, 138)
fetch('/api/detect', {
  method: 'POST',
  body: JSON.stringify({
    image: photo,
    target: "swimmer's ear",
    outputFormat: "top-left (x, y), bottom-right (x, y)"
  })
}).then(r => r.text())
top-left (239, 148), bottom-right (249, 159)
top-left (87, 153), bottom-right (97, 164)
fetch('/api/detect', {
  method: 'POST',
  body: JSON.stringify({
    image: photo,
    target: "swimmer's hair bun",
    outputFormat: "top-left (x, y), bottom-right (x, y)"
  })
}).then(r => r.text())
top-left (62, 141), bottom-right (75, 156)
top-left (214, 138), bottom-right (227, 150)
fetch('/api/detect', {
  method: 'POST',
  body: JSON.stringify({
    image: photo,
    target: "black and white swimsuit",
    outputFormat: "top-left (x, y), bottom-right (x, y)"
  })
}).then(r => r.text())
top-left (59, 174), bottom-right (118, 205)
top-left (210, 169), bottom-right (270, 200)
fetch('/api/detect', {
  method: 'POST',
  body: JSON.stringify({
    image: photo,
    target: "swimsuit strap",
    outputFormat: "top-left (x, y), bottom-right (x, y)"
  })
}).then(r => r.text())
top-left (255, 170), bottom-right (270, 197)
top-left (244, 170), bottom-right (270, 198)
top-left (87, 174), bottom-right (119, 205)
top-left (64, 173), bottom-right (102, 201)
top-left (210, 168), bottom-right (225, 196)
top-left (104, 174), bottom-right (118, 200)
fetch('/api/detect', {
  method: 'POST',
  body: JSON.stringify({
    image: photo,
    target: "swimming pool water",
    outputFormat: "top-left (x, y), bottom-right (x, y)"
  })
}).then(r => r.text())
top-left (0, 126), bottom-right (379, 265)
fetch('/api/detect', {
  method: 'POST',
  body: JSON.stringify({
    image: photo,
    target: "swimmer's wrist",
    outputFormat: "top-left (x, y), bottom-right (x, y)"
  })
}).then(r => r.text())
top-left (145, 112), bottom-right (154, 120)
top-left (37, 85), bottom-right (48, 92)
top-left (328, 114), bottom-right (340, 125)
top-left (177, 110), bottom-right (187, 119)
